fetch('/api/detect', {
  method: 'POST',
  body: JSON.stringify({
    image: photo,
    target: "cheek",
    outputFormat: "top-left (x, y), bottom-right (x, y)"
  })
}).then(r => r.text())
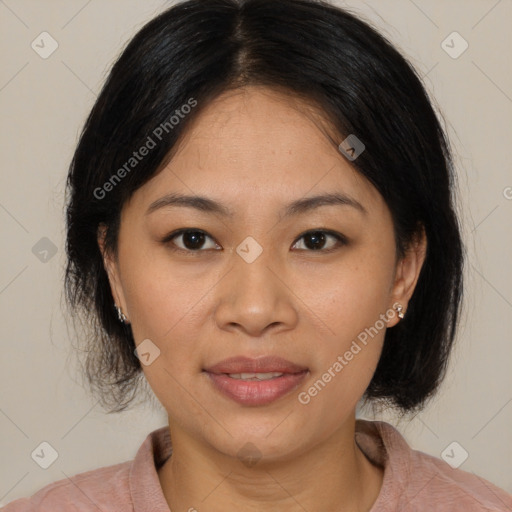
top-left (120, 246), bottom-right (210, 341)
top-left (121, 256), bottom-right (210, 412)
top-left (298, 243), bottom-right (396, 341)
top-left (118, 247), bottom-right (229, 399)
top-left (293, 243), bottom-right (395, 405)
top-left (295, 262), bottom-right (391, 426)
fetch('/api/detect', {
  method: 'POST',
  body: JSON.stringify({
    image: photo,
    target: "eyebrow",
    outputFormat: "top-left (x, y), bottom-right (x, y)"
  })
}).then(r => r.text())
top-left (146, 191), bottom-right (367, 217)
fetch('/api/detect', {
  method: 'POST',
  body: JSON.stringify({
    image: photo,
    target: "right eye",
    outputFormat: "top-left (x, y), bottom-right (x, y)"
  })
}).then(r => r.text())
top-left (163, 229), bottom-right (221, 252)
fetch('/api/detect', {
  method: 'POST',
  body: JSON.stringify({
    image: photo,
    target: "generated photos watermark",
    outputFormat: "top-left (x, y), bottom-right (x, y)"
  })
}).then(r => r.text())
top-left (93, 97), bottom-right (197, 200)
top-left (297, 304), bottom-right (400, 405)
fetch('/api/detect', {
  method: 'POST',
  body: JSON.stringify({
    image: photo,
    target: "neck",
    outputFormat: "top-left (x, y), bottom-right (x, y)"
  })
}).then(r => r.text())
top-left (158, 417), bottom-right (383, 512)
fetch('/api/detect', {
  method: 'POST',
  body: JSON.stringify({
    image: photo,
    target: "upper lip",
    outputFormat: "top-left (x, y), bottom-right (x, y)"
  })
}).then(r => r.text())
top-left (204, 356), bottom-right (308, 375)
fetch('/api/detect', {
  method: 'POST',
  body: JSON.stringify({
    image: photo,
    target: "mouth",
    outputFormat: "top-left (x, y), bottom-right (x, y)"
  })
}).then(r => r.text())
top-left (204, 355), bottom-right (308, 375)
top-left (224, 371), bottom-right (286, 381)
top-left (203, 356), bottom-right (309, 406)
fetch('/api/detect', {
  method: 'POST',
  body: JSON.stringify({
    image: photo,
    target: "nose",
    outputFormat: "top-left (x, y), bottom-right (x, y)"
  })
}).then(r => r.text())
top-left (213, 247), bottom-right (299, 338)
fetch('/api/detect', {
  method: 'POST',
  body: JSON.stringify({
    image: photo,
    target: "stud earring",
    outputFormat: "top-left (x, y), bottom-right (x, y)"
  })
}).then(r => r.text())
top-left (394, 303), bottom-right (405, 319)
top-left (115, 304), bottom-right (127, 323)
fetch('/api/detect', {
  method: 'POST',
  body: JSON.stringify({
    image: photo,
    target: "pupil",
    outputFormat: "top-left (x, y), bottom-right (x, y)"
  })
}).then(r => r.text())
top-left (183, 231), bottom-right (205, 250)
top-left (305, 231), bottom-right (325, 250)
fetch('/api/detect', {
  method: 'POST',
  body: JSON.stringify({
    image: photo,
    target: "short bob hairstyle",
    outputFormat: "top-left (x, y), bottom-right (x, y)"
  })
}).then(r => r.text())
top-left (65, 0), bottom-right (463, 414)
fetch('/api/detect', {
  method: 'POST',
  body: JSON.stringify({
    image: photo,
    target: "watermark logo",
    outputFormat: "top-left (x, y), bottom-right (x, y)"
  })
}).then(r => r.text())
top-left (338, 134), bottom-right (365, 161)
top-left (31, 32), bottom-right (58, 59)
top-left (236, 236), bottom-right (263, 264)
top-left (237, 442), bottom-right (262, 468)
top-left (134, 338), bottom-right (161, 366)
top-left (441, 441), bottom-right (469, 468)
top-left (31, 441), bottom-right (59, 469)
top-left (441, 31), bottom-right (468, 59)
top-left (32, 237), bottom-right (58, 263)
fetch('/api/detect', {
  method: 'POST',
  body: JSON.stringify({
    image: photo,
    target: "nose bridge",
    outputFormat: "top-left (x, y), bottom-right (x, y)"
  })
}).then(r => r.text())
top-left (235, 240), bottom-right (277, 299)
top-left (213, 237), bottom-right (298, 335)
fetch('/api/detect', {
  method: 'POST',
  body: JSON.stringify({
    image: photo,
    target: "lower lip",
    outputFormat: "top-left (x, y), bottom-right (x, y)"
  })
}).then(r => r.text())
top-left (205, 371), bottom-right (308, 406)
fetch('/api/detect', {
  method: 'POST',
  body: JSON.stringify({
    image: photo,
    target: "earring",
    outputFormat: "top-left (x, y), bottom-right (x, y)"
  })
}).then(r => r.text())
top-left (115, 304), bottom-right (127, 323)
top-left (394, 303), bottom-right (405, 319)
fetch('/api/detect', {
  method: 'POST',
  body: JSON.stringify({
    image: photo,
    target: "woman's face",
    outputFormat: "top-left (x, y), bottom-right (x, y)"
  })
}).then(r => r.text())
top-left (102, 86), bottom-right (424, 462)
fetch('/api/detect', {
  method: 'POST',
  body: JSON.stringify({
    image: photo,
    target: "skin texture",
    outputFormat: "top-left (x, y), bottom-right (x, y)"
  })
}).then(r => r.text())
top-left (99, 86), bottom-right (426, 511)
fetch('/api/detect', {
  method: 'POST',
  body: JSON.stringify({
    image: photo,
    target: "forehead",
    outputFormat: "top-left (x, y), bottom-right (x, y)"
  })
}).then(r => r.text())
top-left (175, 86), bottom-right (343, 174)
top-left (127, 86), bottom-right (386, 218)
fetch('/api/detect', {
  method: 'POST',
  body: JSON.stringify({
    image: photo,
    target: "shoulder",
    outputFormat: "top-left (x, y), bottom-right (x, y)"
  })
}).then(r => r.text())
top-left (1, 426), bottom-right (172, 512)
top-left (1, 461), bottom-right (132, 512)
top-left (357, 420), bottom-right (512, 511)
top-left (404, 444), bottom-right (512, 511)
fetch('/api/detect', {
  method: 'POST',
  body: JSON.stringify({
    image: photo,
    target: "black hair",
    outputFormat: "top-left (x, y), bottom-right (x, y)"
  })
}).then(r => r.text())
top-left (65, 0), bottom-right (464, 413)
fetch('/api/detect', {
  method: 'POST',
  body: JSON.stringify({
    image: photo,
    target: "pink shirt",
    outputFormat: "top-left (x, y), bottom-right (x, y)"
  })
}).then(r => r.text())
top-left (3, 420), bottom-right (511, 511)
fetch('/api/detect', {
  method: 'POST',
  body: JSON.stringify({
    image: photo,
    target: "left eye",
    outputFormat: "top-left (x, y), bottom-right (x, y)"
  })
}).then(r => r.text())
top-left (292, 230), bottom-right (347, 251)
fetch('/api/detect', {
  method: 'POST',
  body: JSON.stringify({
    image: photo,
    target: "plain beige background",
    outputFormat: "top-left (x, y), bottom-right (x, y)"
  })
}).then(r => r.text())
top-left (1, 0), bottom-right (511, 505)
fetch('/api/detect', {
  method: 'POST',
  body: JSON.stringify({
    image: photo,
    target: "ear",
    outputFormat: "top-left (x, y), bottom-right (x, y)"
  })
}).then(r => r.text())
top-left (97, 223), bottom-right (130, 323)
top-left (387, 228), bottom-right (427, 327)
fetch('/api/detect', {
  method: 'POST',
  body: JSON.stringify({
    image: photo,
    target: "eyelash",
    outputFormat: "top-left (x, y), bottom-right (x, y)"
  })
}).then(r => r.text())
top-left (161, 228), bottom-right (348, 255)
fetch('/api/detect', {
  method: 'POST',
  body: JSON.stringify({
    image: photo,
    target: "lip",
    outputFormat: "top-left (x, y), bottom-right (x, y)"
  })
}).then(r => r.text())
top-left (204, 356), bottom-right (308, 374)
top-left (203, 356), bottom-right (309, 406)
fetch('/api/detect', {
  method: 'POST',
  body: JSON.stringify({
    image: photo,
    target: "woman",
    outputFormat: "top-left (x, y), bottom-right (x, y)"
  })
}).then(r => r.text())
top-left (4, 0), bottom-right (511, 510)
